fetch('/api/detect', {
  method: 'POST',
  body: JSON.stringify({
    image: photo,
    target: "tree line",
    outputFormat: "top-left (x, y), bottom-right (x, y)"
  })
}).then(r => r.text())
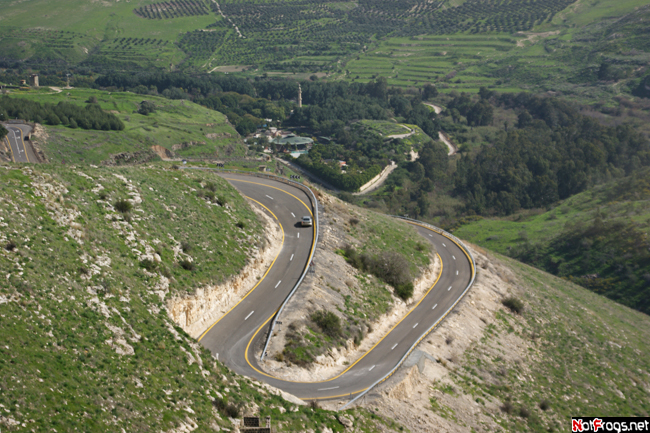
top-left (0, 96), bottom-right (124, 131)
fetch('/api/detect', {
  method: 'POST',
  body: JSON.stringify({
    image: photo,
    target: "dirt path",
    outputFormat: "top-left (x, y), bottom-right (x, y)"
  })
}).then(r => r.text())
top-left (423, 103), bottom-right (457, 155)
top-left (424, 102), bottom-right (443, 114)
top-left (354, 161), bottom-right (397, 195)
top-left (439, 131), bottom-right (457, 156)
top-left (387, 124), bottom-right (415, 139)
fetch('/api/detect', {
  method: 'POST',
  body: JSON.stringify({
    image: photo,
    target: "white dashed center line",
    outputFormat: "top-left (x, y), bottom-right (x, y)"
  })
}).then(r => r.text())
top-left (245, 311), bottom-right (254, 320)
top-left (265, 195), bottom-right (274, 200)
top-left (452, 255), bottom-right (456, 260)
top-left (318, 386), bottom-right (339, 391)
top-left (369, 365), bottom-right (376, 371)
top-left (291, 212), bottom-right (295, 217)
top-left (275, 281), bottom-right (281, 288)
top-left (297, 233), bottom-right (300, 238)
top-left (442, 243), bottom-right (446, 247)
top-left (456, 270), bottom-right (459, 275)
top-left (290, 254), bottom-right (294, 261)
top-left (429, 234), bottom-right (433, 237)
top-left (448, 286), bottom-right (452, 291)
top-left (391, 343), bottom-right (398, 350)
top-left (432, 303), bottom-right (438, 310)
top-left (413, 323), bottom-right (419, 329)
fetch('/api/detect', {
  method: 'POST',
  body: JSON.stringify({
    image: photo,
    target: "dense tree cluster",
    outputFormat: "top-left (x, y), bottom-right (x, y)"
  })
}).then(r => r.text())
top-left (295, 154), bottom-right (382, 192)
top-left (95, 71), bottom-right (255, 97)
top-left (196, 93), bottom-right (289, 135)
top-left (446, 92), bottom-right (494, 126)
top-left (633, 74), bottom-right (650, 98)
top-left (0, 96), bottom-right (124, 130)
top-left (455, 93), bottom-right (649, 215)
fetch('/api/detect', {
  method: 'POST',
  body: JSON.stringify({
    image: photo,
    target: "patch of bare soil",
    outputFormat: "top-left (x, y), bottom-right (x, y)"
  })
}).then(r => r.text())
top-left (516, 31), bottom-right (560, 47)
top-left (151, 145), bottom-right (174, 160)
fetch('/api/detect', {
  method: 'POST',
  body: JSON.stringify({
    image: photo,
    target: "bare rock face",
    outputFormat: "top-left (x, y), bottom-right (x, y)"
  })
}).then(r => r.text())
top-left (337, 414), bottom-right (354, 430)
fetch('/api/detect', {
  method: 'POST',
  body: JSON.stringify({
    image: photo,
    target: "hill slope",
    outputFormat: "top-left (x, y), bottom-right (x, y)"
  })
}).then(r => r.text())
top-left (454, 170), bottom-right (650, 314)
top-left (367, 245), bottom-right (650, 432)
top-left (1, 88), bottom-right (243, 164)
top-left (0, 164), bottom-right (399, 432)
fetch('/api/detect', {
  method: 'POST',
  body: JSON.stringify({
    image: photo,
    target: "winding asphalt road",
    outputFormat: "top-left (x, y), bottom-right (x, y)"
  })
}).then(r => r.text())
top-left (4, 124), bottom-right (35, 163)
top-left (198, 173), bottom-right (474, 402)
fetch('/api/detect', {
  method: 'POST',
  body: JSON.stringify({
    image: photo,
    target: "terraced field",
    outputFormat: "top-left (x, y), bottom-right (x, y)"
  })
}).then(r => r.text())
top-left (0, 0), bottom-right (648, 101)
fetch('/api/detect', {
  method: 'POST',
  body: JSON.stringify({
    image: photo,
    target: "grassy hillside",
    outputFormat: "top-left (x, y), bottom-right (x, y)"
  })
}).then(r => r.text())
top-left (454, 170), bottom-right (650, 314)
top-left (3, 88), bottom-right (243, 164)
top-left (0, 163), bottom-right (400, 432)
top-left (427, 251), bottom-right (650, 432)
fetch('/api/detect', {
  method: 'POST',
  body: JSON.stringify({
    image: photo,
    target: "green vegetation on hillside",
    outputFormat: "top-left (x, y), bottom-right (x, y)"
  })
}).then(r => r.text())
top-left (283, 207), bottom-right (433, 366)
top-left (454, 170), bottom-right (650, 314)
top-left (445, 254), bottom-right (650, 432)
top-left (0, 164), bottom-right (401, 432)
top-left (0, 95), bottom-right (124, 131)
top-left (0, 165), bottom-right (262, 431)
top-left (3, 88), bottom-right (242, 164)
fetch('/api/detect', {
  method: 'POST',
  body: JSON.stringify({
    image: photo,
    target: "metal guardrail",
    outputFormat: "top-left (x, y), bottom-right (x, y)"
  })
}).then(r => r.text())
top-left (340, 216), bottom-right (476, 410)
top-left (180, 166), bottom-right (320, 362)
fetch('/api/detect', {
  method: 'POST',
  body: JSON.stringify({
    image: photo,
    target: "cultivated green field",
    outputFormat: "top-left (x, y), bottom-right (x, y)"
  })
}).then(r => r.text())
top-left (1, 0), bottom-right (649, 104)
top-left (3, 88), bottom-right (242, 164)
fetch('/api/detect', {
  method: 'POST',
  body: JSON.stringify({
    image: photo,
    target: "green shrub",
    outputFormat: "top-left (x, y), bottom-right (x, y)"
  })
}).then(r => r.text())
top-left (180, 241), bottom-right (191, 253)
top-left (502, 296), bottom-right (524, 314)
top-left (4, 240), bottom-right (16, 251)
top-left (179, 259), bottom-right (194, 271)
top-left (539, 399), bottom-right (550, 411)
top-left (113, 199), bottom-right (133, 214)
top-left (139, 258), bottom-right (157, 272)
top-left (519, 406), bottom-right (531, 418)
top-left (311, 310), bottom-right (342, 338)
top-left (501, 400), bottom-right (514, 414)
top-left (225, 404), bottom-right (240, 418)
top-left (217, 196), bottom-right (227, 206)
top-left (395, 282), bottom-right (414, 301)
top-left (98, 190), bottom-right (108, 201)
top-left (236, 221), bottom-right (246, 229)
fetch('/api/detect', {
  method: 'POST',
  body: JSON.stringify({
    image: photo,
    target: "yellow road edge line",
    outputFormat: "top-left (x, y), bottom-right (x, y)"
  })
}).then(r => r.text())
top-left (243, 250), bottom-right (444, 385)
top-left (5, 136), bottom-right (15, 163)
top-left (198, 196), bottom-right (284, 342)
top-left (240, 218), bottom-right (474, 400)
top-left (223, 177), bottom-right (313, 217)
top-left (405, 220), bottom-right (475, 281)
